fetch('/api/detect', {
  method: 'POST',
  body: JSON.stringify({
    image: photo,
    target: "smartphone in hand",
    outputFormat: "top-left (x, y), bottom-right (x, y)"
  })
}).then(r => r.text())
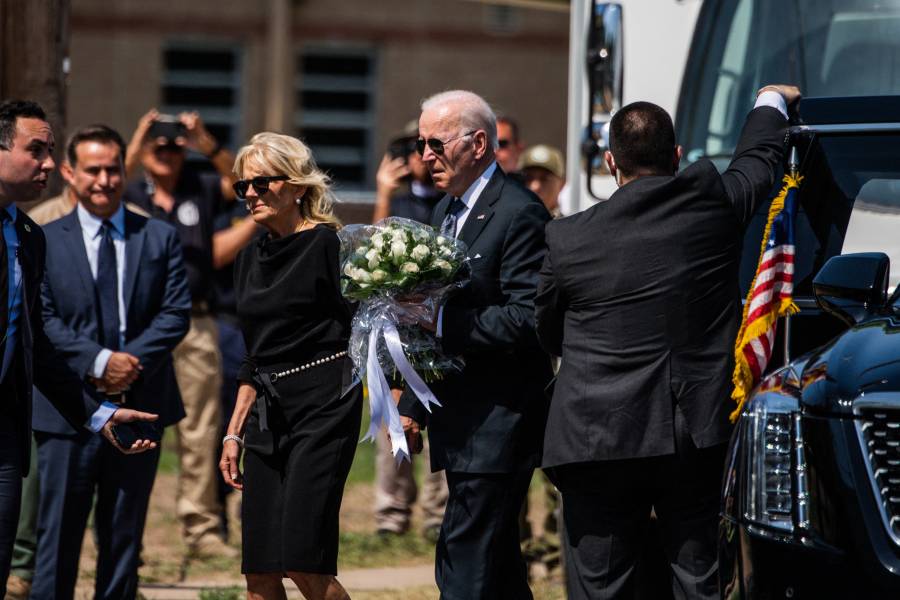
top-left (110, 421), bottom-right (161, 448)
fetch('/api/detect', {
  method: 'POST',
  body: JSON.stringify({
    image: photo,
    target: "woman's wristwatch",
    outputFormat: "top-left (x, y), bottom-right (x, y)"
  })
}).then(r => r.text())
top-left (222, 434), bottom-right (244, 448)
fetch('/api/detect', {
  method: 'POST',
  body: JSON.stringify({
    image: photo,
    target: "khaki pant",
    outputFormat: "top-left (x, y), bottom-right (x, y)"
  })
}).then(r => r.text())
top-left (375, 431), bottom-right (447, 533)
top-left (172, 315), bottom-right (224, 548)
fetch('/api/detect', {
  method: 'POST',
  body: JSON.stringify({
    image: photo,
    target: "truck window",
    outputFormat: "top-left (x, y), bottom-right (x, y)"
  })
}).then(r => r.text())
top-left (678, 0), bottom-right (900, 168)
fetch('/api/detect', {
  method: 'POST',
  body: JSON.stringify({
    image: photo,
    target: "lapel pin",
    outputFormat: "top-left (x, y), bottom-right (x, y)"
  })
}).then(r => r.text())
top-left (23, 224), bottom-right (31, 232)
top-left (476, 214), bottom-right (486, 220)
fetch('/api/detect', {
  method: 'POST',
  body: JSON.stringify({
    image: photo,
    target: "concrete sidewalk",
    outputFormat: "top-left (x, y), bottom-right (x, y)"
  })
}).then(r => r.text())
top-left (138, 564), bottom-right (435, 599)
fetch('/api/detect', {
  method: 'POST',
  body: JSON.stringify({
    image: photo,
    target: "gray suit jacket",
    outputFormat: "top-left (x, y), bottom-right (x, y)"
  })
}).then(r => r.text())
top-left (535, 106), bottom-right (787, 467)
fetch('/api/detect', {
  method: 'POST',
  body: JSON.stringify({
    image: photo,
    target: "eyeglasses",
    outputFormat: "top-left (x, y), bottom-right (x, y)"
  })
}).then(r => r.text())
top-left (416, 130), bottom-right (477, 156)
top-left (232, 175), bottom-right (289, 199)
top-left (497, 139), bottom-right (511, 149)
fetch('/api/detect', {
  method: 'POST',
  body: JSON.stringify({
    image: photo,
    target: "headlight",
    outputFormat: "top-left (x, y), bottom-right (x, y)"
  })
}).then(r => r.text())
top-left (738, 369), bottom-right (810, 536)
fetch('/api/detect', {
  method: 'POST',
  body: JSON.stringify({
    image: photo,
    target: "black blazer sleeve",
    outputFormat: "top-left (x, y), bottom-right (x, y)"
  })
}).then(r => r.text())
top-left (534, 226), bottom-right (565, 357)
top-left (722, 105), bottom-right (788, 226)
top-left (29, 227), bottom-right (99, 428)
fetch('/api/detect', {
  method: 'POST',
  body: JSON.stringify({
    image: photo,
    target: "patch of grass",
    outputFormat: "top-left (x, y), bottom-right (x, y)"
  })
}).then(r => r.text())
top-left (198, 587), bottom-right (243, 600)
top-left (338, 531), bottom-right (432, 569)
top-left (158, 427), bottom-right (178, 474)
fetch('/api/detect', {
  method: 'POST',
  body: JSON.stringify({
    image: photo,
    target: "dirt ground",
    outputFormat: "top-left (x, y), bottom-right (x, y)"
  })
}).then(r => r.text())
top-left (72, 466), bottom-right (564, 599)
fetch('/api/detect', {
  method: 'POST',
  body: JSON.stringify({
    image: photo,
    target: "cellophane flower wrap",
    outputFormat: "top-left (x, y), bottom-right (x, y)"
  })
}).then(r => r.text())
top-left (338, 217), bottom-right (469, 462)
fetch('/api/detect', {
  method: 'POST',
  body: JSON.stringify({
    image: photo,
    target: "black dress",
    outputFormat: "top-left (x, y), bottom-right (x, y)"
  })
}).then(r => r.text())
top-left (234, 224), bottom-right (362, 575)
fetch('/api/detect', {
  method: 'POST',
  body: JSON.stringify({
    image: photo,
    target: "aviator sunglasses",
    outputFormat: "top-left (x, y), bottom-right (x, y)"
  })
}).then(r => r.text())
top-left (416, 130), bottom-right (477, 156)
top-left (233, 175), bottom-right (289, 199)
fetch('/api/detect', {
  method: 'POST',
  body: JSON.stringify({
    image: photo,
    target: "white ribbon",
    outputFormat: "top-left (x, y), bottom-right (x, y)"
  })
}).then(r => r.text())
top-left (360, 317), bottom-right (443, 465)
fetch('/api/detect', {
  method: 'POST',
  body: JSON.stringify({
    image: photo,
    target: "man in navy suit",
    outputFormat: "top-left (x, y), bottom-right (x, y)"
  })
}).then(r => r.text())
top-left (30, 124), bottom-right (190, 599)
top-left (0, 101), bottom-right (160, 590)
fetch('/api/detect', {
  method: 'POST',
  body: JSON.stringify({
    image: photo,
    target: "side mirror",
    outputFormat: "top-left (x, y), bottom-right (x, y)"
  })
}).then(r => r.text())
top-left (813, 253), bottom-right (890, 325)
top-left (584, 2), bottom-right (623, 200)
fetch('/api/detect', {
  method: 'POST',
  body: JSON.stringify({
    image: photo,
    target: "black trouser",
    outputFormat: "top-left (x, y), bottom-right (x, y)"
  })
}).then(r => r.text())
top-left (437, 469), bottom-right (533, 600)
top-left (0, 414), bottom-right (23, 589)
top-left (551, 414), bottom-right (728, 600)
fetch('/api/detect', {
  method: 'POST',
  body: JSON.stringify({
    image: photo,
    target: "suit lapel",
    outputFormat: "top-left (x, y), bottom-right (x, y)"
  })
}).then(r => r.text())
top-left (122, 210), bottom-right (145, 317)
top-left (430, 195), bottom-right (452, 229)
top-left (13, 215), bottom-right (34, 351)
top-left (456, 168), bottom-right (503, 248)
top-left (59, 210), bottom-right (97, 311)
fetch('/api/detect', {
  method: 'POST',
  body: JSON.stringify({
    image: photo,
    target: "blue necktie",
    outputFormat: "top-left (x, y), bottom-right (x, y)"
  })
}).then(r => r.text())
top-left (440, 198), bottom-right (467, 238)
top-left (96, 220), bottom-right (120, 351)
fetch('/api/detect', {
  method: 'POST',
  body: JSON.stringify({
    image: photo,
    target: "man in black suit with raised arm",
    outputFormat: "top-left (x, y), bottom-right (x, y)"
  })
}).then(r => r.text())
top-left (534, 85), bottom-right (800, 600)
top-left (0, 100), bottom-right (159, 588)
top-left (398, 90), bottom-right (553, 600)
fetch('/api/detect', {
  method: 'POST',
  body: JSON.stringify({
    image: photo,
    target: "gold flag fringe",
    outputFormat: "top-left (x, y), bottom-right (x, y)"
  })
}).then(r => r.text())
top-left (729, 174), bottom-right (803, 422)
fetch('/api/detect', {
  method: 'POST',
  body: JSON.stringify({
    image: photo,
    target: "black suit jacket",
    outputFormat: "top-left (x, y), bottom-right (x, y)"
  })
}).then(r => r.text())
top-left (0, 209), bottom-right (100, 474)
top-left (32, 209), bottom-right (190, 434)
top-left (535, 106), bottom-right (787, 467)
top-left (400, 166), bottom-right (554, 474)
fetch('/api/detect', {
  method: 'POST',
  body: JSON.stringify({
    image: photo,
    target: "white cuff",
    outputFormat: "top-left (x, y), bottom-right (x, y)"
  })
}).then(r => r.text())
top-left (87, 401), bottom-right (119, 433)
top-left (754, 90), bottom-right (788, 120)
top-left (436, 305), bottom-right (445, 338)
top-left (92, 349), bottom-right (113, 379)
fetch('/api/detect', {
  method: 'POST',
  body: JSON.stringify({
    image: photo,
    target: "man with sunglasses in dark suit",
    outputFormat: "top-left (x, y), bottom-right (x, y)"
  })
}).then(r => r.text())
top-left (0, 100), bottom-right (159, 590)
top-left (399, 90), bottom-right (553, 600)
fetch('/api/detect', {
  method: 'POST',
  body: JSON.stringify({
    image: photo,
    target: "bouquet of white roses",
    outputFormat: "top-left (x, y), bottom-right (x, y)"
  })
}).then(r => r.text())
top-left (338, 217), bottom-right (469, 462)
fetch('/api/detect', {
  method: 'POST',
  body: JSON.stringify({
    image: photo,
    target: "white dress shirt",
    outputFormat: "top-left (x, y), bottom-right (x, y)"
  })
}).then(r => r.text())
top-left (436, 161), bottom-right (498, 336)
top-left (754, 90), bottom-right (788, 119)
top-left (76, 203), bottom-right (128, 432)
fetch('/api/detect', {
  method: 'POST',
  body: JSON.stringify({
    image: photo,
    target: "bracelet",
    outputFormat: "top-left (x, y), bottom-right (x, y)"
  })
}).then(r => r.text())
top-left (222, 434), bottom-right (244, 448)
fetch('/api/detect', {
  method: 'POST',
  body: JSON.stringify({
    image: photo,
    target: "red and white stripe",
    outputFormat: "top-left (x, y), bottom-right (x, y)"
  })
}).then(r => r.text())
top-left (742, 244), bottom-right (795, 380)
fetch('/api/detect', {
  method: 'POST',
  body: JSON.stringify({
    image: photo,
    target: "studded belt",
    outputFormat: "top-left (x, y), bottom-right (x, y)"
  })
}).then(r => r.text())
top-left (251, 351), bottom-right (349, 431)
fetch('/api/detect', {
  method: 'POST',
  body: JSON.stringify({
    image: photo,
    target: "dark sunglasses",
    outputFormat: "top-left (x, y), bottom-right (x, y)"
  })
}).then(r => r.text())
top-left (497, 139), bottom-right (511, 149)
top-left (416, 130), bottom-right (477, 156)
top-left (233, 175), bottom-right (289, 199)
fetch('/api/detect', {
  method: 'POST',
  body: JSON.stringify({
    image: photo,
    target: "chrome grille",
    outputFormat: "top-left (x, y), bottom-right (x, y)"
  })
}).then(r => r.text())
top-left (857, 406), bottom-right (900, 545)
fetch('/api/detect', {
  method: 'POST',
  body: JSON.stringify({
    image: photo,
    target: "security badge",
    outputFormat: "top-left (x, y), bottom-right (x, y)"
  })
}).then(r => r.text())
top-left (177, 201), bottom-right (201, 227)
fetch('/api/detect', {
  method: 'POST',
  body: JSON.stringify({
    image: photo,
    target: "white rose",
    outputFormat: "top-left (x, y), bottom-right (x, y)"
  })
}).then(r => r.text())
top-left (352, 268), bottom-right (372, 283)
top-left (343, 263), bottom-right (355, 277)
top-left (371, 269), bottom-right (388, 283)
top-left (365, 248), bottom-right (380, 270)
top-left (390, 240), bottom-right (407, 262)
top-left (440, 245), bottom-right (453, 257)
top-left (432, 259), bottom-right (453, 275)
top-left (436, 236), bottom-right (449, 246)
top-left (413, 230), bottom-right (429, 243)
top-left (400, 262), bottom-right (419, 274)
top-left (411, 244), bottom-right (430, 262)
top-left (371, 233), bottom-right (384, 250)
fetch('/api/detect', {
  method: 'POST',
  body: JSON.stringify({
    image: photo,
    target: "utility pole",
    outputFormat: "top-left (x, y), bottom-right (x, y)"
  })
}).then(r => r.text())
top-left (264, 0), bottom-right (293, 132)
top-left (0, 0), bottom-right (71, 199)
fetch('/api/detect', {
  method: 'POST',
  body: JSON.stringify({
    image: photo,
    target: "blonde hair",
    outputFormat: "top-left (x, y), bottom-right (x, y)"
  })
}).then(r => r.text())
top-left (233, 132), bottom-right (341, 229)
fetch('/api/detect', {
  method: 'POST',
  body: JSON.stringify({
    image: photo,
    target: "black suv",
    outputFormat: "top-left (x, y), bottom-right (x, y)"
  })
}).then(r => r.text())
top-left (718, 97), bottom-right (900, 598)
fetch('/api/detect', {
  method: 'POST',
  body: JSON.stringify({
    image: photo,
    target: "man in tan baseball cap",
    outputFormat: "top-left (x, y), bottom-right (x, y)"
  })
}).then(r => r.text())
top-left (520, 144), bottom-right (565, 217)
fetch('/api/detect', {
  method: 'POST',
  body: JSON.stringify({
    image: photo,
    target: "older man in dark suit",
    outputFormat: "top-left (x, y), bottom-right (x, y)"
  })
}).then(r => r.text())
top-left (0, 100), bottom-right (159, 589)
top-left (399, 90), bottom-right (553, 600)
top-left (534, 85), bottom-right (800, 600)
top-left (30, 124), bottom-right (190, 599)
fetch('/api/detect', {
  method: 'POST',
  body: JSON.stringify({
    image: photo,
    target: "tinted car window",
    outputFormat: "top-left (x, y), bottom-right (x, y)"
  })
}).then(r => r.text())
top-left (739, 133), bottom-right (900, 297)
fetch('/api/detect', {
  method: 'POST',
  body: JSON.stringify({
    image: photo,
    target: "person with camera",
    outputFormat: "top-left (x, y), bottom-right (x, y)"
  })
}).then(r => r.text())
top-left (123, 109), bottom-right (252, 559)
top-left (29, 124), bottom-right (190, 599)
top-left (370, 121), bottom-right (448, 542)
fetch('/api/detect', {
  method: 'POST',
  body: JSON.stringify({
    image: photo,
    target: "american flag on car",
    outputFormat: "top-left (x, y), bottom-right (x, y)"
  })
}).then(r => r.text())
top-left (730, 174), bottom-right (802, 420)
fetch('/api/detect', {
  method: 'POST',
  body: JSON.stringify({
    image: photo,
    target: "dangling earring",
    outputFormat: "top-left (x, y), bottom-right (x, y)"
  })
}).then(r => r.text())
top-left (295, 198), bottom-right (302, 205)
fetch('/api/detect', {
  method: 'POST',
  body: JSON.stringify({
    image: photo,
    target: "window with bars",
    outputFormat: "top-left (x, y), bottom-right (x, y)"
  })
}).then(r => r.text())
top-left (296, 48), bottom-right (376, 189)
top-left (161, 44), bottom-right (242, 154)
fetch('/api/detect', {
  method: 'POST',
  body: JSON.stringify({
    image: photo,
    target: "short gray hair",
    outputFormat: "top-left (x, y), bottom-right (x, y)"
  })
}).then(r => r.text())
top-left (420, 90), bottom-right (498, 150)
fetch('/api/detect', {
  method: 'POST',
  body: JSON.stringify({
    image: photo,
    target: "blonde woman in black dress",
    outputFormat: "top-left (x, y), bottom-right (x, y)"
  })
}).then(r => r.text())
top-left (219, 132), bottom-right (361, 600)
